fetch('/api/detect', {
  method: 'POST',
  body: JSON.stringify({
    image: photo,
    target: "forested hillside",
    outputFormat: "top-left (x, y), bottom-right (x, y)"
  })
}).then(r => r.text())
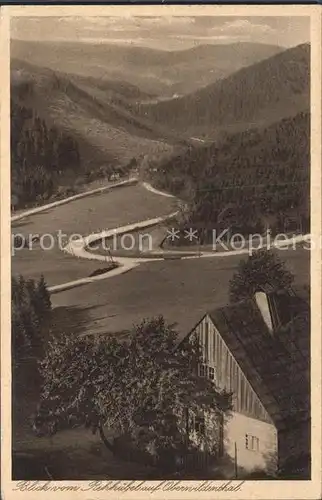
top-left (152, 112), bottom-right (310, 237)
top-left (11, 60), bottom-right (178, 208)
top-left (11, 60), bottom-right (175, 169)
top-left (139, 44), bottom-right (309, 138)
top-left (11, 101), bottom-right (81, 208)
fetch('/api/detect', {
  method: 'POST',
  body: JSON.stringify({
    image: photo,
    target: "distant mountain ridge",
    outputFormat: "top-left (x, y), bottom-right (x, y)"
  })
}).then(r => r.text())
top-left (11, 39), bottom-right (283, 96)
top-left (138, 43), bottom-right (310, 138)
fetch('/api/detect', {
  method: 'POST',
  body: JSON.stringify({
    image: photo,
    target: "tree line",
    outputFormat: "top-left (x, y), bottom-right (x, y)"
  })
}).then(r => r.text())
top-left (11, 101), bottom-right (81, 209)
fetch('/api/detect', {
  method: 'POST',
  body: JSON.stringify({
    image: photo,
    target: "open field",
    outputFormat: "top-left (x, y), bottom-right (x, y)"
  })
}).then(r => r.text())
top-left (51, 247), bottom-right (309, 339)
top-left (12, 183), bottom-right (176, 286)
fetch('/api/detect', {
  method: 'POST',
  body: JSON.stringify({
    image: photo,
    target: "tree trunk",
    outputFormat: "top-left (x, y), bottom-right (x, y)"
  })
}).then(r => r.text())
top-left (98, 423), bottom-right (115, 453)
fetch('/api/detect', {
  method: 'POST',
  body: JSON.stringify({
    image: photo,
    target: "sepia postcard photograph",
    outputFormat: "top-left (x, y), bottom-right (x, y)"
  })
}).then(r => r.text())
top-left (1, 4), bottom-right (321, 500)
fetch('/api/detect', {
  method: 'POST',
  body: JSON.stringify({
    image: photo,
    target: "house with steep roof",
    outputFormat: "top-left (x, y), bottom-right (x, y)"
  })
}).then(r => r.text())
top-left (182, 286), bottom-right (310, 478)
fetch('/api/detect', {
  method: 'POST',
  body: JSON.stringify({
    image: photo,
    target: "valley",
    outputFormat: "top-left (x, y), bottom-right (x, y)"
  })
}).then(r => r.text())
top-left (137, 43), bottom-right (309, 138)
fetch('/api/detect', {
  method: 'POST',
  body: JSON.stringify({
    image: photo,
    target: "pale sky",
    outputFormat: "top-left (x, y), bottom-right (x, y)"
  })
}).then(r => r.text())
top-left (11, 16), bottom-right (310, 50)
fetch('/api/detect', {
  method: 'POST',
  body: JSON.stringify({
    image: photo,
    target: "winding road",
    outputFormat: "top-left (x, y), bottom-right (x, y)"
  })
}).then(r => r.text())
top-left (12, 179), bottom-right (311, 295)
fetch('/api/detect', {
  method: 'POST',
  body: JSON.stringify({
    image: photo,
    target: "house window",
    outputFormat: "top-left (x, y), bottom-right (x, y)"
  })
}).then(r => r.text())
top-left (194, 416), bottom-right (205, 434)
top-left (245, 434), bottom-right (260, 451)
top-left (208, 366), bottom-right (215, 380)
top-left (198, 364), bottom-right (216, 381)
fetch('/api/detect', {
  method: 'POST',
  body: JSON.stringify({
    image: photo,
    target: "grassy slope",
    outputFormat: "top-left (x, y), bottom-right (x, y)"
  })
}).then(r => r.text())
top-left (11, 183), bottom-right (177, 286)
top-left (11, 59), bottom-right (176, 169)
top-left (138, 43), bottom-right (310, 138)
top-left (51, 249), bottom-right (309, 339)
top-left (11, 39), bottom-right (282, 96)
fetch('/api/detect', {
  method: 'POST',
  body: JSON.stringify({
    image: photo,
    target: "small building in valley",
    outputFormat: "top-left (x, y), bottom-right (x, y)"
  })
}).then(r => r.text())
top-left (110, 172), bottom-right (120, 181)
top-left (182, 286), bottom-right (310, 479)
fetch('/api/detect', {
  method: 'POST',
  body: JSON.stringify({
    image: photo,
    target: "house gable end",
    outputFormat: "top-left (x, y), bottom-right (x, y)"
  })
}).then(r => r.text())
top-left (191, 314), bottom-right (274, 425)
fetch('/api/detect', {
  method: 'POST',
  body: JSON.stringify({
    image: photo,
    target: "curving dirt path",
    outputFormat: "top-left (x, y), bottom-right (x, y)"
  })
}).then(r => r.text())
top-left (49, 211), bottom-right (178, 293)
top-left (11, 178), bottom-right (138, 223)
top-left (142, 182), bottom-right (176, 199)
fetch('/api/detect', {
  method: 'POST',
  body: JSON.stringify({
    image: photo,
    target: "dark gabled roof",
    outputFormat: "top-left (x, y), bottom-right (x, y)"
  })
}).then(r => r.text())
top-left (208, 288), bottom-right (310, 431)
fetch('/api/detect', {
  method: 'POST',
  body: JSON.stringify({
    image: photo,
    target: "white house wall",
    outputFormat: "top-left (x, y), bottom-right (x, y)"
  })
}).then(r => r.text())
top-left (224, 411), bottom-right (278, 477)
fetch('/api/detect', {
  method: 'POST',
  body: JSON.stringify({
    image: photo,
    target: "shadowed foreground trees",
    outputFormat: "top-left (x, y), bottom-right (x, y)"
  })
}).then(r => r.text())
top-left (229, 249), bottom-right (294, 303)
top-left (12, 274), bottom-right (52, 366)
top-left (33, 316), bottom-right (231, 472)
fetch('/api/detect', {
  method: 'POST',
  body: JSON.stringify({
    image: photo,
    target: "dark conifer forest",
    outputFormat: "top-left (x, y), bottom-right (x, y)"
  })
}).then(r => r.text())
top-left (12, 275), bottom-right (51, 366)
top-left (11, 100), bottom-right (81, 208)
top-left (151, 112), bottom-right (310, 237)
